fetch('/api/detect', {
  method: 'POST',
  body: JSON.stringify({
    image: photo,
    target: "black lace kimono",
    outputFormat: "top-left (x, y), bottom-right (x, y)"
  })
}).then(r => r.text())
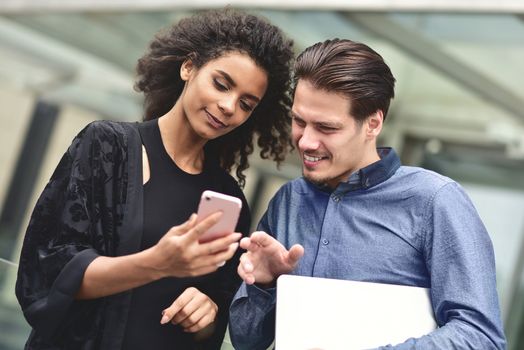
top-left (15, 121), bottom-right (248, 349)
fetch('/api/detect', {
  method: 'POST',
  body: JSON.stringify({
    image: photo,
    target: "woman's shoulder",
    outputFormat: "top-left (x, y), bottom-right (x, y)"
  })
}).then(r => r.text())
top-left (80, 120), bottom-right (138, 137)
top-left (64, 121), bottom-right (141, 165)
top-left (74, 120), bottom-right (140, 147)
top-left (216, 168), bottom-right (241, 189)
top-left (206, 166), bottom-right (244, 196)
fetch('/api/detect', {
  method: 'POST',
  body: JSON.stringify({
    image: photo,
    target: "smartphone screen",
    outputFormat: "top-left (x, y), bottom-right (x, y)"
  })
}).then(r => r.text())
top-left (196, 190), bottom-right (242, 243)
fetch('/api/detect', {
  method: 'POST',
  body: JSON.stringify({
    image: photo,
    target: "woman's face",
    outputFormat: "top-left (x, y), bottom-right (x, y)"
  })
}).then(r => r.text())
top-left (179, 51), bottom-right (268, 140)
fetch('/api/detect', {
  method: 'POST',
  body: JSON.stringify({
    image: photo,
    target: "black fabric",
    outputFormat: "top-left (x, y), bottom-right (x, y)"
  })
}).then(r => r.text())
top-left (15, 120), bottom-right (250, 349)
top-left (122, 119), bottom-right (248, 349)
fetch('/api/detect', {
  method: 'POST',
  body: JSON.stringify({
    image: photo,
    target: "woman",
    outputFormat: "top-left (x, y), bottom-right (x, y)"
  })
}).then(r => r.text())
top-left (15, 8), bottom-right (293, 349)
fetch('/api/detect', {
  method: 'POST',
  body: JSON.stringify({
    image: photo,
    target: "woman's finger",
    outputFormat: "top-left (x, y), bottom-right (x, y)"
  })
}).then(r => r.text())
top-left (160, 287), bottom-right (196, 324)
top-left (172, 297), bottom-right (202, 325)
top-left (171, 290), bottom-right (216, 329)
top-left (184, 212), bottom-right (223, 241)
top-left (179, 241), bottom-right (239, 276)
top-left (184, 314), bottom-right (216, 333)
top-left (199, 232), bottom-right (242, 256)
top-left (165, 213), bottom-right (197, 237)
top-left (177, 298), bottom-right (214, 328)
top-left (211, 242), bottom-right (239, 266)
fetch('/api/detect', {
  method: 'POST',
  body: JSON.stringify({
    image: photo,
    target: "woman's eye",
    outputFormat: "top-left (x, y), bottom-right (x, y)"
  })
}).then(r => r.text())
top-left (213, 78), bottom-right (228, 91)
top-left (240, 100), bottom-right (254, 112)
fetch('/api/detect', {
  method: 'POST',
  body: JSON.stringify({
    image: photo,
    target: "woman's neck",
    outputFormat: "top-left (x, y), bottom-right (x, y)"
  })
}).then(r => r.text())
top-left (157, 106), bottom-right (207, 174)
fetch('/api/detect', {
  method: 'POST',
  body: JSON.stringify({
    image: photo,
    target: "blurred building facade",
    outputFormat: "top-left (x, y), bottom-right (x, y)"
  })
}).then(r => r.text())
top-left (0, 1), bottom-right (523, 349)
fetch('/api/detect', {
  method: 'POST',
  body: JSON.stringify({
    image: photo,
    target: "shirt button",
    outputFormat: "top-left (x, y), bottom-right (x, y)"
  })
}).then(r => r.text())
top-left (322, 238), bottom-right (329, 245)
top-left (332, 196), bottom-right (340, 202)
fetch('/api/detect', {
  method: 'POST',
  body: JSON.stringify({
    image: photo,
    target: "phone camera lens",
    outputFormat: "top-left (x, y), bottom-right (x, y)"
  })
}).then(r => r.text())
top-left (205, 196), bottom-right (210, 201)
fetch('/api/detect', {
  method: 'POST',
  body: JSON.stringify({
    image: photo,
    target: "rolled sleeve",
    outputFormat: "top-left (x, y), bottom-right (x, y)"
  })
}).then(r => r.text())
top-left (229, 282), bottom-right (277, 350)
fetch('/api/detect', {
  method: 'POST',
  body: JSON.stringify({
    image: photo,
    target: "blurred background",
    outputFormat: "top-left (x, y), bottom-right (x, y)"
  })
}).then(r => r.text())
top-left (0, 1), bottom-right (523, 349)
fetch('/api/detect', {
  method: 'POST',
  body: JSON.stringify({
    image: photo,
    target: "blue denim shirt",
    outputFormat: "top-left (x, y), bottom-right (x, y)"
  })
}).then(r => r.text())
top-left (229, 148), bottom-right (506, 349)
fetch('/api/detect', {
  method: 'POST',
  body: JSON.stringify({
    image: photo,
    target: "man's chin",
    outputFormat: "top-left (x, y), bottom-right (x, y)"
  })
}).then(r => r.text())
top-left (303, 173), bottom-right (329, 187)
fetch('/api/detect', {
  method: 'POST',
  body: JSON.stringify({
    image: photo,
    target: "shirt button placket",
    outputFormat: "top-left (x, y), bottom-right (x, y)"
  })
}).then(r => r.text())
top-left (322, 194), bottom-right (340, 247)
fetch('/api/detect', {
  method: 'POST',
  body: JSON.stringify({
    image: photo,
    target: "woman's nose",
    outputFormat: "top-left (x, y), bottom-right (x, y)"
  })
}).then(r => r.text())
top-left (218, 95), bottom-right (236, 116)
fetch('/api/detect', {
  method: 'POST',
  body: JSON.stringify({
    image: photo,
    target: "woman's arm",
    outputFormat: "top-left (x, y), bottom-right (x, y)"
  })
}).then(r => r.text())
top-left (76, 212), bottom-right (241, 299)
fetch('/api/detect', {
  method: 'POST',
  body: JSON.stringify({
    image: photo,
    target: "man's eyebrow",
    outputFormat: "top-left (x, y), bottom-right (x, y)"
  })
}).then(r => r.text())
top-left (217, 70), bottom-right (261, 103)
top-left (290, 111), bottom-right (302, 119)
top-left (290, 111), bottom-right (342, 128)
top-left (316, 121), bottom-right (343, 128)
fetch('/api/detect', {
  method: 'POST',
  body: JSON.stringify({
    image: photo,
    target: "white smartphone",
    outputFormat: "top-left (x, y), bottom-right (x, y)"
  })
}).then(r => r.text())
top-left (196, 190), bottom-right (242, 243)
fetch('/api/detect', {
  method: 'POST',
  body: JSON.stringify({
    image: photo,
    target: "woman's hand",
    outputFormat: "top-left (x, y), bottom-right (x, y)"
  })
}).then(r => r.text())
top-left (77, 212), bottom-right (240, 300)
top-left (148, 212), bottom-right (241, 278)
top-left (160, 287), bottom-right (218, 333)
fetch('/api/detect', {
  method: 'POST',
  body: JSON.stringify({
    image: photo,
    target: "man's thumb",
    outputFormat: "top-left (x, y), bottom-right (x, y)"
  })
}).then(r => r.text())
top-left (287, 244), bottom-right (304, 265)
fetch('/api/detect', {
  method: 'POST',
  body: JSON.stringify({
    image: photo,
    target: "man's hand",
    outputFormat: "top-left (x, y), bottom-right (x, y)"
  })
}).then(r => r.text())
top-left (160, 287), bottom-right (218, 333)
top-left (238, 231), bottom-right (304, 286)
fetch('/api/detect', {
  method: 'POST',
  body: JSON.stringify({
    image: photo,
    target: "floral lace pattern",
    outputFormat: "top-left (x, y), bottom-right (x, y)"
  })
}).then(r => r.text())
top-left (16, 121), bottom-right (132, 348)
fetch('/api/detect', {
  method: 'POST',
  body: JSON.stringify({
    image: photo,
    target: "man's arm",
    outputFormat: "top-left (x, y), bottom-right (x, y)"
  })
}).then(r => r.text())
top-left (229, 229), bottom-right (304, 349)
top-left (229, 282), bottom-right (278, 350)
top-left (376, 182), bottom-right (506, 349)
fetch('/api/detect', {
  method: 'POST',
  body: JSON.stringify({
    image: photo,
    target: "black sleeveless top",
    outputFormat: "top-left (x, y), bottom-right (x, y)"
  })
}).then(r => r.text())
top-left (122, 119), bottom-right (250, 349)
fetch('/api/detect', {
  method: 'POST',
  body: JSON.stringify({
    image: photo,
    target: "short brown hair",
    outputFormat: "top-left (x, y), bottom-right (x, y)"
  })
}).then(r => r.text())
top-left (294, 38), bottom-right (395, 122)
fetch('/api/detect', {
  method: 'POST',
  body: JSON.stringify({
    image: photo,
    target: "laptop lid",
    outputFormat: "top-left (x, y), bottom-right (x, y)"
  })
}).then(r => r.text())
top-left (275, 275), bottom-right (437, 350)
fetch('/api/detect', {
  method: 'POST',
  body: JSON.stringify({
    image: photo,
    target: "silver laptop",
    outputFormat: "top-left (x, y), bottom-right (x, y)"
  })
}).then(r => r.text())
top-left (275, 275), bottom-right (437, 350)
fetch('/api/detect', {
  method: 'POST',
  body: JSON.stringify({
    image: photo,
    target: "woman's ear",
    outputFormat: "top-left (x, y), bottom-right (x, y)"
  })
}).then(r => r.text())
top-left (366, 110), bottom-right (383, 139)
top-left (180, 59), bottom-right (194, 81)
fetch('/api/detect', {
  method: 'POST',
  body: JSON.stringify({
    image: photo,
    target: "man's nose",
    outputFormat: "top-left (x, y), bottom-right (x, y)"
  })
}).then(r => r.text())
top-left (297, 127), bottom-right (320, 151)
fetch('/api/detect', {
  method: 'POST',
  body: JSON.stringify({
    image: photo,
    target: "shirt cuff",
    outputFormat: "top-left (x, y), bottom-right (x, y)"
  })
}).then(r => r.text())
top-left (243, 283), bottom-right (277, 311)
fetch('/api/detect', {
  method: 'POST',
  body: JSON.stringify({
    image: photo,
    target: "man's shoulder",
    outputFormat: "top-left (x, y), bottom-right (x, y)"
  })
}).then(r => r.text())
top-left (274, 177), bottom-right (311, 196)
top-left (396, 165), bottom-right (455, 189)
top-left (389, 166), bottom-right (465, 202)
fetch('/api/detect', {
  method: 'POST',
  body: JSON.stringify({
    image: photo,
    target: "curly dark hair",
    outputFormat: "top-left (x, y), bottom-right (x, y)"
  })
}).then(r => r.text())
top-left (134, 8), bottom-right (294, 187)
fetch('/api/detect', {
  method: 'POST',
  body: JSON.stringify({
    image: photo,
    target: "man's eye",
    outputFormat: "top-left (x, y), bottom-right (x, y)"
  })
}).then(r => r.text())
top-left (320, 126), bottom-right (337, 133)
top-left (293, 118), bottom-right (306, 127)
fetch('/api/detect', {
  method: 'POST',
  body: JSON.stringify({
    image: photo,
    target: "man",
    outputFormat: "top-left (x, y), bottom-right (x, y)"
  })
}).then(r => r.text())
top-left (229, 39), bottom-right (506, 349)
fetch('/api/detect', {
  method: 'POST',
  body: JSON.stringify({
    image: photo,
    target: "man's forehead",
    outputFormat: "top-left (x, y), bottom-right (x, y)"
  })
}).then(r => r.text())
top-left (291, 96), bottom-right (352, 124)
top-left (294, 80), bottom-right (351, 108)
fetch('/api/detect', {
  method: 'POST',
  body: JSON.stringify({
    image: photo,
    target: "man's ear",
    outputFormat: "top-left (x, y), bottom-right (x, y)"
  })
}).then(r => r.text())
top-left (366, 110), bottom-right (383, 139)
top-left (180, 59), bottom-right (194, 81)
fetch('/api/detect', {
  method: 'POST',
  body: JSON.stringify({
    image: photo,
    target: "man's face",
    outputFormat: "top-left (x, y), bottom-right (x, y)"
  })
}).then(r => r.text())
top-left (291, 80), bottom-right (377, 189)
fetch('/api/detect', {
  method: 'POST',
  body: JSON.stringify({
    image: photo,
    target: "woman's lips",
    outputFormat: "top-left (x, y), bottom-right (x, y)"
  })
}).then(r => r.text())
top-left (205, 110), bottom-right (227, 129)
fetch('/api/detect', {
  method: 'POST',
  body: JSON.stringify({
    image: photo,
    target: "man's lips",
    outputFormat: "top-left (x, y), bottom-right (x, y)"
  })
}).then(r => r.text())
top-left (304, 154), bottom-right (324, 162)
top-left (302, 153), bottom-right (328, 167)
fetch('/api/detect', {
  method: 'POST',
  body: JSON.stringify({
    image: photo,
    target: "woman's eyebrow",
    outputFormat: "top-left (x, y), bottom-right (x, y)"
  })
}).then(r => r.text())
top-left (216, 70), bottom-right (261, 102)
